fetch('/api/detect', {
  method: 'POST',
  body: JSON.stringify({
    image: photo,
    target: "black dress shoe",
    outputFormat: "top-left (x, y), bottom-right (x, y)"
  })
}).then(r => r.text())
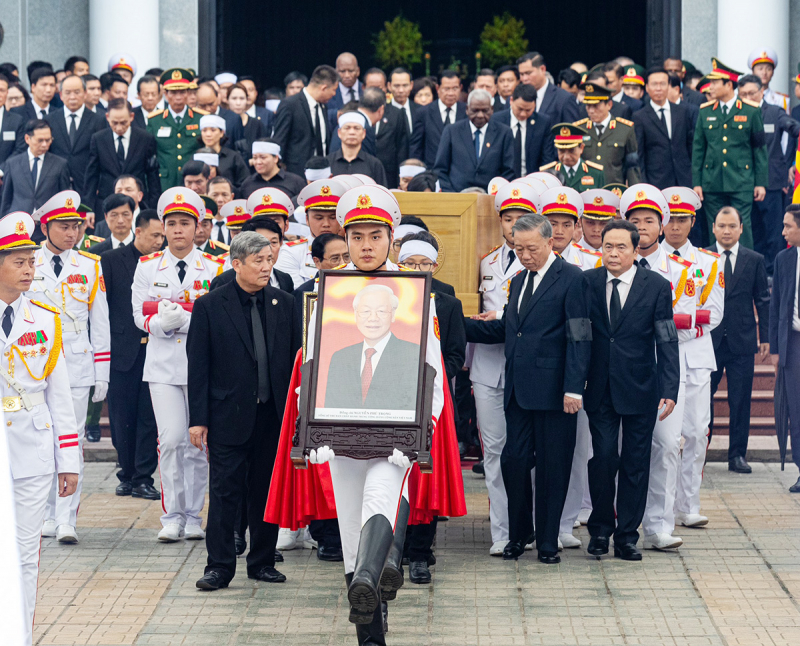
top-left (233, 532), bottom-right (246, 556)
top-left (790, 476), bottom-right (800, 493)
top-left (472, 460), bottom-right (485, 476)
top-left (248, 566), bottom-right (286, 582)
top-left (196, 570), bottom-right (229, 590)
top-left (587, 536), bottom-right (610, 557)
top-left (317, 545), bottom-right (344, 561)
top-left (427, 553), bottom-right (436, 566)
top-left (131, 484), bottom-right (161, 500)
top-left (274, 549), bottom-right (283, 563)
top-left (728, 456), bottom-right (752, 473)
top-left (537, 552), bottom-right (560, 565)
top-left (614, 543), bottom-right (642, 561)
top-left (115, 482), bottom-right (132, 496)
top-left (409, 560), bottom-right (431, 584)
top-left (503, 541), bottom-right (525, 560)
top-left (85, 425), bottom-right (101, 442)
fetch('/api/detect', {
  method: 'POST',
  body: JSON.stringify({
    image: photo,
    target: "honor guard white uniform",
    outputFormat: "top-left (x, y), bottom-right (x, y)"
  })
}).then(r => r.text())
top-left (218, 199), bottom-right (249, 271)
top-left (662, 188), bottom-right (724, 527)
top-left (471, 182), bottom-right (540, 552)
top-left (132, 187), bottom-right (223, 541)
top-left (0, 212), bottom-right (79, 646)
top-left (622, 185), bottom-right (696, 549)
top-left (748, 48), bottom-right (791, 153)
top-left (27, 191), bottom-right (110, 544)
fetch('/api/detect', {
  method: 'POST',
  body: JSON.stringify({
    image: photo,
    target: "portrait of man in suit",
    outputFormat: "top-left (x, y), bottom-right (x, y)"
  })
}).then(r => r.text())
top-left (319, 282), bottom-right (420, 419)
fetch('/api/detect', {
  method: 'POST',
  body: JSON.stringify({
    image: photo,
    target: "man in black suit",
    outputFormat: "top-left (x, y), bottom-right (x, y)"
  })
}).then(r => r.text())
top-left (46, 75), bottom-right (106, 201)
top-left (101, 209), bottom-right (164, 499)
top-left (0, 73), bottom-right (26, 165)
top-left (324, 283), bottom-right (419, 411)
top-left (11, 67), bottom-right (57, 121)
top-left (465, 212), bottom-right (592, 564)
top-left (326, 52), bottom-right (363, 124)
top-left (363, 86), bottom-right (408, 189)
top-left (517, 52), bottom-right (580, 125)
top-left (272, 65), bottom-right (339, 176)
top-left (388, 67), bottom-right (420, 136)
top-left (769, 204), bottom-right (800, 493)
top-left (189, 231), bottom-right (300, 589)
top-left (433, 90), bottom-right (514, 192)
top-left (583, 220), bottom-right (679, 561)
top-left (709, 207), bottom-right (770, 474)
top-left (1, 119), bottom-right (70, 216)
top-left (490, 83), bottom-right (556, 177)
top-left (132, 75), bottom-right (162, 129)
top-left (409, 71), bottom-right (467, 167)
top-left (85, 98), bottom-right (160, 215)
top-left (633, 68), bottom-right (696, 189)
top-left (604, 62), bottom-right (643, 113)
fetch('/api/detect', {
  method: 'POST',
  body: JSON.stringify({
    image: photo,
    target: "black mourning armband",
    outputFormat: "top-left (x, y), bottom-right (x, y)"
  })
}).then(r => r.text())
top-left (566, 318), bottom-right (592, 342)
top-left (655, 319), bottom-right (677, 344)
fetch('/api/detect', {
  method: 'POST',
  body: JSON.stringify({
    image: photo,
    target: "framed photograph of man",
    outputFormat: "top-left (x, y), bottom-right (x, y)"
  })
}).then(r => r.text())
top-left (292, 270), bottom-right (434, 468)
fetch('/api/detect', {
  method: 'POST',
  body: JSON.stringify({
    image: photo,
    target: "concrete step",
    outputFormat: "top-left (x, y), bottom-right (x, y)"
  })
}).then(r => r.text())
top-left (718, 364), bottom-right (775, 392)
top-left (714, 390), bottom-right (775, 418)
top-left (712, 416), bottom-right (776, 435)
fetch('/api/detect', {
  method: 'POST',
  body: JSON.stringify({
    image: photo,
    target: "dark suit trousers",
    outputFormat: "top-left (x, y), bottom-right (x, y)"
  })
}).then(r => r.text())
top-left (405, 518), bottom-right (437, 561)
top-left (587, 384), bottom-right (657, 546)
top-left (109, 346), bottom-right (158, 486)
top-left (206, 400), bottom-right (280, 579)
top-left (502, 390), bottom-right (576, 554)
top-left (751, 190), bottom-right (784, 274)
top-left (308, 519), bottom-right (342, 548)
top-left (710, 337), bottom-right (755, 460)
top-left (782, 332), bottom-right (800, 470)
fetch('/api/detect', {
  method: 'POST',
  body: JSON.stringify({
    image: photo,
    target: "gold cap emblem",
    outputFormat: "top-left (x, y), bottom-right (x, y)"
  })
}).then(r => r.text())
top-left (119, 57), bottom-right (126, 64)
top-left (671, 194), bottom-right (681, 203)
top-left (511, 188), bottom-right (521, 198)
top-left (557, 193), bottom-right (568, 204)
top-left (560, 126), bottom-right (570, 136)
top-left (320, 185), bottom-right (331, 196)
top-left (636, 190), bottom-right (646, 200)
top-left (593, 196), bottom-right (604, 205)
top-left (172, 70), bottom-right (181, 80)
top-left (15, 220), bottom-right (27, 236)
top-left (611, 187), bottom-right (622, 197)
top-left (65, 197), bottom-right (74, 208)
top-left (586, 84), bottom-right (594, 92)
top-left (490, 183), bottom-right (498, 194)
top-left (234, 206), bottom-right (244, 215)
top-left (174, 194), bottom-right (184, 204)
top-left (357, 194), bottom-right (372, 209)
top-left (261, 194), bottom-right (273, 205)
top-left (626, 68), bottom-right (636, 77)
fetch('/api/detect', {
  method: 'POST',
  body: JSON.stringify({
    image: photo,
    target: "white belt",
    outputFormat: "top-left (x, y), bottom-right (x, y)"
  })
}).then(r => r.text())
top-left (43, 289), bottom-right (85, 334)
top-left (2, 391), bottom-right (46, 412)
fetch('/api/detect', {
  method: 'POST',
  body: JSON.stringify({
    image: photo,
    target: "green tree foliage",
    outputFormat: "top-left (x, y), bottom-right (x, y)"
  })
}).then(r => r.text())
top-left (373, 16), bottom-right (425, 69)
top-left (478, 13), bottom-right (529, 68)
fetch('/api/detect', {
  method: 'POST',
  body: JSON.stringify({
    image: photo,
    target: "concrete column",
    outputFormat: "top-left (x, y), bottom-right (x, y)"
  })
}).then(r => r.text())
top-left (682, 0), bottom-right (717, 78)
top-left (718, 0), bottom-right (789, 94)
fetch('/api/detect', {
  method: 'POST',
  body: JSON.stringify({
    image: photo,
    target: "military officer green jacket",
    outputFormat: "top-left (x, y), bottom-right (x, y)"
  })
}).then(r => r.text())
top-left (691, 98), bottom-right (768, 192)
top-left (575, 116), bottom-right (641, 185)
top-left (540, 160), bottom-right (605, 193)
top-left (201, 239), bottom-right (229, 257)
top-left (77, 234), bottom-right (105, 252)
top-left (147, 106), bottom-right (207, 191)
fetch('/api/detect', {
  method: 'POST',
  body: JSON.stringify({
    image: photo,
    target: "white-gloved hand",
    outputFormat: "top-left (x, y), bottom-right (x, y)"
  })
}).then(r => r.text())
top-left (309, 445), bottom-right (335, 464)
top-left (160, 303), bottom-right (187, 330)
top-left (157, 299), bottom-right (172, 315)
top-left (388, 448), bottom-right (412, 469)
top-left (92, 380), bottom-right (108, 402)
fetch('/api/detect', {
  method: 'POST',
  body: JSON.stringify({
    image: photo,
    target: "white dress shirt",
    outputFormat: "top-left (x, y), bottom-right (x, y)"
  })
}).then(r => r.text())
top-left (113, 126), bottom-right (131, 158)
top-left (469, 121), bottom-right (487, 158)
top-left (612, 90), bottom-right (625, 103)
top-left (41, 245), bottom-right (71, 274)
top-left (28, 149), bottom-right (43, 188)
top-left (0, 295), bottom-right (22, 342)
top-left (392, 99), bottom-right (413, 132)
top-left (516, 252), bottom-right (557, 311)
top-left (168, 105), bottom-right (187, 122)
top-left (510, 113), bottom-right (527, 174)
top-left (339, 82), bottom-right (359, 103)
top-left (0, 105), bottom-right (5, 133)
top-left (592, 113), bottom-right (612, 135)
top-left (111, 231), bottom-right (134, 249)
top-left (535, 79), bottom-right (549, 113)
top-left (794, 247), bottom-right (800, 332)
top-left (32, 100), bottom-right (50, 119)
top-left (246, 104), bottom-right (257, 118)
top-left (606, 265), bottom-right (636, 313)
top-left (438, 99), bottom-right (456, 125)
top-left (359, 331), bottom-right (392, 375)
top-left (719, 97), bottom-right (736, 113)
top-left (650, 99), bottom-right (672, 138)
top-left (303, 88), bottom-right (327, 155)
top-left (716, 241), bottom-right (739, 273)
top-left (63, 104), bottom-right (86, 132)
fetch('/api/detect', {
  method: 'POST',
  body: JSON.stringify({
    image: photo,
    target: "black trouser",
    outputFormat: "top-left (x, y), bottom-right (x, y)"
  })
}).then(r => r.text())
top-left (206, 400), bottom-right (281, 580)
top-left (405, 519), bottom-right (437, 561)
top-left (455, 369), bottom-right (478, 448)
top-left (586, 385), bottom-right (657, 546)
top-left (108, 345), bottom-right (158, 486)
top-left (309, 519), bottom-right (342, 549)
top-left (782, 332), bottom-right (800, 470)
top-left (502, 391), bottom-right (576, 554)
top-left (710, 337), bottom-right (755, 461)
top-left (751, 190), bottom-right (784, 274)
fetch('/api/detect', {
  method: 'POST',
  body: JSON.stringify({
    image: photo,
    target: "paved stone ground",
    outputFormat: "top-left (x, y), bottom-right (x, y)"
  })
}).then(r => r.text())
top-left (34, 462), bottom-right (800, 646)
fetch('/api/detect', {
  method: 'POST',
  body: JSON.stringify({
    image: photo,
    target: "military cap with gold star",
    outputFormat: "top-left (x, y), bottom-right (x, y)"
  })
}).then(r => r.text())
top-left (706, 58), bottom-right (742, 83)
top-left (622, 65), bottom-right (645, 87)
top-left (540, 187), bottom-right (584, 219)
top-left (487, 176), bottom-right (509, 196)
top-left (160, 68), bottom-right (194, 91)
top-left (551, 123), bottom-right (589, 149)
top-left (620, 183), bottom-right (671, 224)
top-left (108, 53), bottom-right (137, 76)
top-left (246, 187), bottom-right (295, 220)
top-left (0, 212), bottom-right (40, 251)
top-left (157, 186), bottom-right (204, 222)
top-left (33, 190), bottom-right (84, 224)
top-left (297, 178), bottom-right (348, 211)
top-left (748, 47), bottom-right (778, 69)
top-left (494, 181), bottom-right (543, 215)
top-left (602, 183), bottom-right (627, 199)
top-left (336, 185), bottom-right (402, 230)
top-left (581, 189), bottom-right (619, 221)
top-left (221, 200), bottom-right (250, 230)
top-left (580, 82), bottom-right (613, 104)
top-left (661, 186), bottom-right (702, 218)
top-left (200, 195), bottom-right (218, 220)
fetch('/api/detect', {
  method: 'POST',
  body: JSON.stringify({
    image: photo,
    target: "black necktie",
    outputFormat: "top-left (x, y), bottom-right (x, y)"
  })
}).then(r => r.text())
top-left (2, 305), bottom-right (13, 337)
top-left (723, 250), bottom-right (733, 299)
top-left (52, 255), bottom-right (63, 277)
top-left (216, 225), bottom-right (226, 243)
top-left (118, 241), bottom-right (126, 248)
top-left (175, 114), bottom-right (182, 126)
top-left (513, 123), bottom-right (523, 176)
top-left (474, 128), bottom-right (482, 159)
top-left (346, 87), bottom-right (354, 103)
top-left (250, 296), bottom-right (271, 402)
top-left (444, 107), bottom-right (452, 126)
top-left (596, 124), bottom-right (604, 137)
top-left (68, 113), bottom-right (78, 147)
top-left (314, 103), bottom-right (324, 156)
top-left (506, 249), bottom-right (516, 273)
top-left (176, 260), bottom-right (186, 284)
top-left (519, 270), bottom-right (537, 313)
top-left (673, 249), bottom-right (681, 257)
top-left (567, 167), bottom-right (575, 179)
top-left (117, 135), bottom-right (125, 164)
top-left (31, 156), bottom-right (39, 188)
top-left (722, 105), bottom-right (728, 116)
top-left (609, 278), bottom-right (621, 329)
top-left (39, 109), bottom-right (46, 119)
top-left (639, 257), bottom-right (649, 270)
top-left (658, 107), bottom-right (665, 122)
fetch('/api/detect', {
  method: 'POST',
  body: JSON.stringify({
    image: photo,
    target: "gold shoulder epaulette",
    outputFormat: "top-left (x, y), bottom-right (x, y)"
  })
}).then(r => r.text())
top-left (209, 240), bottom-right (230, 251)
top-left (482, 244), bottom-right (502, 260)
top-left (139, 250), bottom-right (164, 263)
top-left (203, 252), bottom-right (225, 264)
top-left (30, 299), bottom-right (59, 314)
top-left (190, 107), bottom-right (209, 116)
top-left (285, 237), bottom-right (308, 247)
top-left (573, 118), bottom-right (590, 126)
top-left (700, 100), bottom-right (716, 109)
top-left (615, 117), bottom-right (633, 127)
top-left (539, 161), bottom-right (558, 170)
top-left (87, 235), bottom-right (105, 243)
top-left (148, 108), bottom-right (164, 119)
top-left (585, 160), bottom-right (604, 170)
top-left (741, 98), bottom-right (760, 108)
top-left (575, 243), bottom-right (602, 257)
top-left (669, 253), bottom-right (692, 268)
top-left (699, 247), bottom-right (721, 258)
top-left (77, 250), bottom-right (100, 261)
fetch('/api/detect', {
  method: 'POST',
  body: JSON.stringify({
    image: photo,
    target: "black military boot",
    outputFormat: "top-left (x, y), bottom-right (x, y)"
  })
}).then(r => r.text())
top-left (348, 515), bottom-right (394, 619)
top-left (380, 498), bottom-right (409, 601)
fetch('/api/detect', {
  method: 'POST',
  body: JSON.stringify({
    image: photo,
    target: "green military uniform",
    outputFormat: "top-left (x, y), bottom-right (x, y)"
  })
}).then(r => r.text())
top-left (543, 123), bottom-right (605, 191)
top-left (78, 234), bottom-right (105, 251)
top-left (540, 160), bottom-right (605, 192)
top-left (201, 239), bottom-right (230, 257)
top-left (691, 59), bottom-right (768, 249)
top-left (148, 68), bottom-right (206, 192)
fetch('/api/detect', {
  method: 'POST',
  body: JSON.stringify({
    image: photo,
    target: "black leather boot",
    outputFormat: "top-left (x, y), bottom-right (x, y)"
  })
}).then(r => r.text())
top-left (380, 498), bottom-right (409, 601)
top-left (348, 514), bottom-right (394, 619)
top-left (346, 573), bottom-right (372, 625)
top-left (354, 602), bottom-right (387, 646)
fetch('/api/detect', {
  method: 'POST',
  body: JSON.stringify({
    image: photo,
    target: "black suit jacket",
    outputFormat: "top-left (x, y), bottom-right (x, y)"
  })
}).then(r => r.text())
top-left (618, 94), bottom-right (643, 112)
top-left (769, 247), bottom-right (798, 365)
top-left (11, 101), bottom-right (53, 122)
top-left (326, 81), bottom-right (363, 120)
top-left (46, 108), bottom-right (106, 198)
top-left (537, 83), bottom-right (580, 125)
top-left (465, 256), bottom-right (591, 410)
top-left (100, 243), bottom-right (148, 373)
top-left (683, 87), bottom-right (705, 107)
top-left (713, 245), bottom-right (770, 354)
top-left (0, 151), bottom-right (70, 215)
top-left (584, 266), bottom-right (679, 415)
top-left (273, 91), bottom-right (333, 176)
top-left (490, 109), bottom-right (556, 176)
top-left (187, 279), bottom-right (300, 445)
top-left (210, 266), bottom-right (294, 294)
top-left (374, 104), bottom-right (409, 189)
top-left (324, 334), bottom-right (420, 410)
top-left (632, 101), bottom-right (695, 188)
top-left (761, 102), bottom-right (800, 190)
top-left (132, 105), bottom-right (148, 130)
top-left (0, 108), bottom-right (25, 165)
top-left (433, 119), bottom-right (515, 192)
top-left (409, 101), bottom-right (467, 167)
top-left (434, 291), bottom-right (466, 382)
top-left (85, 126), bottom-right (160, 213)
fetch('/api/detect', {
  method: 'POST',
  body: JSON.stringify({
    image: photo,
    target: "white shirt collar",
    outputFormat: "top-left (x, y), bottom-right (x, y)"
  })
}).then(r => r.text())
top-left (339, 81), bottom-right (359, 101)
top-left (717, 241), bottom-right (740, 257)
top-left (111, 230), bottom-right (135, 248)
top-left (468, 121), bottom-right (487, 136)
top-left (169, 105), bottom-right (187, 120)
top-left (246, 104), bottom-right (256, 118)
top-left (438, 99), bottom-right (456, 121)
top-left (28, 148), bottom-right (42, 163)
top-left (537, 251), bottom-right (557, 277)
top-left (64, 104), bottom-right (85, 119)
top-left (360, 330), bottom-right (393, 374)
top-left (42, 244), bottom-right (71, 265)
top-left (612, 90), bottom-right (625, 103)
top-left (579, 236), bottom-right (598, 252)
top-left (720, 96), bottom-right (736, 112)
top-left (650, 99), bottom-right (670, 113)
top-left (510, 111), bottom-right (526, 128)
top-left (0, 295), bottom-right (23, 339)
top-left (607, 264), bottom-right (636, 285)
top-left (664, 239), bottom-right (692, 258)
top-left (594, 113), bottom-right (612, 129)
top-left (303, 87), bottom-right (318, 110)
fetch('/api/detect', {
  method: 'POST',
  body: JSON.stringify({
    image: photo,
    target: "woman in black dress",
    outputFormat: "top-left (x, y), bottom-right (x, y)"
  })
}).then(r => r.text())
top-left (199, 114), bottom-right (251, 189)
top-left (227, 83), bottom-right (268, 164)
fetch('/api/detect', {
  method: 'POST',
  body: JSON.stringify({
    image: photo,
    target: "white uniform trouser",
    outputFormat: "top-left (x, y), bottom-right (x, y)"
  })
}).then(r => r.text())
top-left (643, 381), bottom-right (686, 536)
top-left (45, 386), bottom-right (91, 528)
top-left (14, 473), bottom-right (51, 646)
top-left (676, 368), bottom-right (712, 515)
top-left (149, 383), bottom-right (207, 528)
top-left (560, 409), bottom-right (591, 533)
top-left (472, 382), bottom-right (509, 543)
top-left (329, 457), bottom-right (409, 573)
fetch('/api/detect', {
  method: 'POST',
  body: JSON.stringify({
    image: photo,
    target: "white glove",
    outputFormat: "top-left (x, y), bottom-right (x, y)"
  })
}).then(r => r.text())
top-left (388, 448), bottom-right (412, 469)
top-left (160, 303), bottom-right (188, 331)
top-left (157, 299), bottom-right (171, 315)
top-left (92, 380), bottom-right (108, 402)
top-left (309, 445), bottom-right (335, 464)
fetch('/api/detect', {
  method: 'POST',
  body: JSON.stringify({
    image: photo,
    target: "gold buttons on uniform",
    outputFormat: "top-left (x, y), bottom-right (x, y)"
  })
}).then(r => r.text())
top-left (46, 423), bottom-right (50, 428)
top-left (723, 149), bottom-right (727, 154)
top-left (739, 125), bottom-right (743, 129)
top-left (177, 155), bottom-right (182, 160)
top-left (746, 164), bottom-right (749, 169)
top-left (177, 133), bottom-right (181, 138)
top-left (596, 155), bottom-right (601, 160)
top-left (723, 162), bottom-right (727, 167)
top-left (709, 125), bottom-right (713, 129)
top-left (177, 144), bottom-right (182, 149)
top-left (177, 339), bottom-right (181, 343)
top-left (598, 142), bottom-right (602, 147)
top-left (6, 421), bottom-right (10, 427)
top-left (723, 136), bottom-right (727, 141)
top-left (723, 124), bottom-right (727, 129)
